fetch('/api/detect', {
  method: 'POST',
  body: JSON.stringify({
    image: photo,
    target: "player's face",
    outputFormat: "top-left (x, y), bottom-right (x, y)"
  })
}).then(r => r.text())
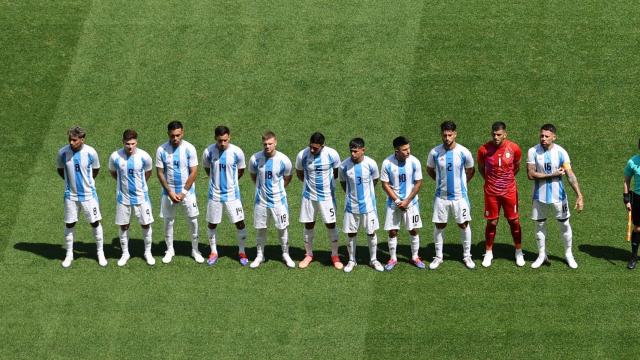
top-left (395, 144), bottom-right (411, 161)
top-left (441, 130), bottom-right (457, 148)
top-left (123, 138), bottom-right (137, 156)
top-left (216, 133), bottom-right (230, 151)
top-left (350, 147), bottom-right (365, 163)
top-left (492, 129), bottom-right (507, 147)
top-left (539, 130), bottom-right (556, 149)
top-left (168, 128), bottom-right (184, 147)
top-left (68, 136), bottom-right (84, 152)
top-left (309, 143), bottom-right (323, 156)
top-left (262, 137), bottom-right (277, 157)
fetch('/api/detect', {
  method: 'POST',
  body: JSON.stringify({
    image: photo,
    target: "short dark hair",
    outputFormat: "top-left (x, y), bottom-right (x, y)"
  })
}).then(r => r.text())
top-left (167, 121), bottom-right (183, 132)
top-left (349, 137), bottom-right (365, 149)
top-left (262, 130), bottom-right (276, 141)
top-left (68, 126), bottom-right (86, 139)
top-left (309, 132), bottom-right (325, 145)
top-left (492, 121), bottom-right (507, 131)
top-left (540, 123), bottom-right (557, 133)
top-left (393, 136), bottom-right (409, 149)
top-left (440, 120), bottom-right (456, 132)
top-left (214, 125), bottom-right (230, 138)
top-left (122, 129), bottom-right (138, 141)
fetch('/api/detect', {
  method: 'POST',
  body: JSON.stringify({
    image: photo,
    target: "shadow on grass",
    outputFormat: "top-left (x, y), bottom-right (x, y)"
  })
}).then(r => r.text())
top-left (578, 244), bottom-right (629, 264)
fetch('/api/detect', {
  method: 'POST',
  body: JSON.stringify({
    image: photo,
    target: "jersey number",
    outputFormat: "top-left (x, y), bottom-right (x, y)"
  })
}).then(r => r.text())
top-left (266, 171), bottom-right (273, 179)
top-left (356, 176), bottom-right (362, 185)
top-left (446, 163), bottom-right (452, 172)
top-left (399, 174), bottom-right (407, 182)
top-left (74, 164), bottom-right (81, 172)
top-left (544, 163), bottom-right (552, 172)
top-left (236, 208), bottom-right (243, 216)
top-left (280, 214), bottom-right (287, 223)
top-left (412, 214), bottom-right (420, 223)
top-left (219, 163), bottom-right (226, 170)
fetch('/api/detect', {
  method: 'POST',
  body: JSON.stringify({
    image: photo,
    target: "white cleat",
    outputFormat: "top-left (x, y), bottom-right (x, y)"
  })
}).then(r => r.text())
top-left (191, 249), bottom-right (205, 264)
top-left (282, 253), bottom-right (296, 268)
top-left (250, 255), bottom-right (264, 269)
top-left (565, 253), bottom-right (578, 269)
top-left (531, 253), bottom-right (548, 269)
top-left (370, 260), bottom-right (384, 272)
top-left (117, 253), bottom-right (130, 267)
top-left (482, 251), bottom-right (493, 268)
top-left (61, 253), bottom-right (73, 268)
top-left (463, 256), bottom-right (476, 269)
top-left (97, 251), bottom-right (108, 267)
top-left (144, 252), bottom-right (156, 266)
top-left (162, 249), bottom-right (175, 264)
top-left (429, 257), bottom-right (443, 270)
top-left (344, 261), bottom-right (357, 273)
top-left (515, 249), bottom-right (525, 267)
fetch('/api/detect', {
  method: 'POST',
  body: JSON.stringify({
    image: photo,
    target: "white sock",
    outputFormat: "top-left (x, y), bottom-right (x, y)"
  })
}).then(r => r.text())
top-left (142, 227), bottom-right (152, 253)
top-left (329, 227), bottom-right (339, 256)
top-left (410, 234), bottom-right (420, 259)
top-left (236, 228), bottom-right (247, 253)
top-left (279, 228), bottom-right (289, 254)
top-left (368, 234), bottom-right (378, 262)
top-left (535, 221), bottom-right (547, 254)
top-left (347, 235), bottom-right (356, 262)
top-left (460, 226), bottom-right (472, 258)
top-left (164, 218), bottom-right (175, 251)
top-left (64, 227), bottom-right (74, 254)
top-left (92, 224), bottom-right (104, 253)
top-left (559, 219), bottom-right (573, 254)
top-left (256, 228), bottom-right (267, 257)
top-left (388, 236), bottom-right (398, 261)
top-left (303, 228), bottom-right (314, 256)
top-left (208, 227), bottom-right (218, 253)
top-left (189, 217), bottom-right (199, 251)
top-left (119, 228), bottom-right (129, 255)
top-left (434, 227), bottom-right (444, 259)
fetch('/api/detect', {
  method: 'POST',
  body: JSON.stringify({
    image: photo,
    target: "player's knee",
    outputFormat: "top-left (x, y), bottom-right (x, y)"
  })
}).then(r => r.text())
top-left (558, 218), bottom-right (569, 223)
top-left (326, 222), bottom-right (336, 229)
top-left (507, 218), bottom-right (520, 227)
top-left (65, 222), bottom-right (76, 228)
top-left (388, 230), bottom-right (398, 238)
top-left (120, 224), bottom-right (130, 231)
top-left (409, 229), bottom-right (418, 236)
top-left (208, 223), bottom-right (217, 229)
top-left (90, 221), bottom-right (100, 228)
top-left (305, 222), bottom-right (315, 230)
top-left (488, 219), bottom-right (499, 227)
top-left (634, 226), bottom-right (640, 233)
top-left (457, 222), bottom-right (468, 229)
top-left (235, 221), bottom-right (245, 230)
top-left (435, 223), bottom-right (447, 229)
top-left (141, 224), bottom-right (150, 230)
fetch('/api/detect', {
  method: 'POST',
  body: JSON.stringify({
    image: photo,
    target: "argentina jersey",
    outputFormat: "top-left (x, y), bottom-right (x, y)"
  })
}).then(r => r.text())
top-left (295, 146), bottom-right (340, 202)
top-left (57, 144), bottom-right (100, 202)
top-left (527, 144), bottom-right (570, 204)
top-left (339, 156), bottom-right (379, 214)
top-left (108, 148), bottom-right (152, 206)
top-left (380, 154), bottom-right (423, 207)
top-left (250, 151), bottom-right (292, 208)
top-left (155, 140), bottom-right (198, 195)
top-left (203, 143), bottom-right (246, 202)
top-left (427, 144), bottom-right (474, 201)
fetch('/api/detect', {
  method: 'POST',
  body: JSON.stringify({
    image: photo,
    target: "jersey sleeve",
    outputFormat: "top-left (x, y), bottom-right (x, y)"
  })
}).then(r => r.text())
top-left (282, 155), bottom-right (293, 176)
top-left (413, 157), bottom-right (423, 181)
top-left (108, 152), bottom-right (116, 171)
top-left (142, 151), bottom-right (153, 172)
top-left (89, 147), bottom-right (100, 169)
top-left (155, 146), bottom-right (165, 168)
top-left (56, 148), bottom-right (65, 169)
top-left (526, 147), bottom-right (536, 164)
top-left (202, 147), bottom-right (211, 169)
top-left (463, 148), bottom-right (474, 168)
top-left (624, 159), bottom-right (636, 177)
top-left (338, 161), bottom-right (347, 182)
top-left (426, 149), bottom-right (436, 168)
top-left (369, 158), bottom-right (380, 180)
top-left (294, 150), bottom-right (304, 171)
top-left (236, 148), bottom-right (246, 169)
top-left (513, 143), bottom-right (522, 164)
top-left (560, 147), bottom-right (571, 170)
top-left (187, 144), bottom-right (198, 167)
top-left (330, 149), bottom-right (341, 168)
top-left (249, 154), bottom-right (258, 174)
top-left (477, 145), bottom-right (486, 165)
top-left (380, 159), bottom-right (390, 182)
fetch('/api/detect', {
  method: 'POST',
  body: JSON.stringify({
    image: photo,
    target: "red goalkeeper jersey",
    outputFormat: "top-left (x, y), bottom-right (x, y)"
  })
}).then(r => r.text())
top-left (477, 139), bottom-right (522, 196)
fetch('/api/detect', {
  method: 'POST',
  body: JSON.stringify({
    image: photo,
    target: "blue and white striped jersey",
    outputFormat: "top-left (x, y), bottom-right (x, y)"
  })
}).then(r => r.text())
top-left (427, 144), bottom-right (474, 201)
top-left (249, 151), bottom-right (292, 208)
top-left (202, 143), bottom-right (246, 202)
top-left (295, 146), bottom-right (340, 202)
top-left (339, 156), bottom-right (379, 215)
top-left (108, 148), bottom-right (152, 206)
top-left (380, 154), bottom-right (422, 207)
top-left (155, 140), bottom-right (198, 195)
top-left (57, 144), bottom-right (100, 202)
top-left (527, 143), bottom-right (571, 204)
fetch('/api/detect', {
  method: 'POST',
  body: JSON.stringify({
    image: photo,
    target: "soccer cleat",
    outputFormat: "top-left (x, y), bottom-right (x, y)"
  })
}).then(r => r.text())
top-left (463, 256), bottom-right (476, 269)
top-left (144, 252), bottom-right (156, 266)
top-left (531, 253), bottom-right (548, 269)
top-left (429, 257), bottom-right (443, 270)
top-left (344, 260), bottom-right (357, 273)
top-left (298, 255), bottom-right (313, 269)
top-left (565, 253), bottom-right (578, 269)
top-left (515, 249), bottom-right (525, 267)
top-left (384, 259), bottom-right (398, 271)
top-left (97, 251), bottom-right (108, 267)
top-left (61, 253), bottom-right (74, 268)
top-left (191, 249), bottom-right (205, 264)
top-left (207, 252), bottom-right (219, 266)
top-left (239, 252), bottom-right (249, 266)
top-left (250, 255), bottom-right (264, 269)
top-left (482, 251), bottom-right (493, 268)
top-left (117, 253), bottom-right (130, 267)
top-left (370, 260), bottom-right (384, 272)
top-left (331, 255), bottom-right (344, 270)
top-left (628, 255), bottom-right (638, 270)
top-left (282, 253), bottom-right (296, 268)
top-left (411, 257), bottom-right (426, 269)
top-left (162, 248), bottom-right (175, 264)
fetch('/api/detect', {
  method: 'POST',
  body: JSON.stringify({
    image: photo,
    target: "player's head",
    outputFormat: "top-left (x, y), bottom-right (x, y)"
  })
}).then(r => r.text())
top-left (539, 123), bottom-right (557, 149)
top-left (167, 120), bottom-right (184, 147)
top-left (309, 132), bottom-right (325, 155)
top-left (214, 125), bottom-right (231, 151)
top-left (491, 121), bottom-right (507, 147)
top-left (122, 129), bottom-right (138, 155)
top-left (349, 137), bottom-right (366, 163)
top-left (67, 126), bottom-right (86, 152)
top-left (262, 130), bottom-right (277, 157)
top-left (440, 120), bottom-right (457, 148)
top-left (393, 136), bottom-right (411, 161)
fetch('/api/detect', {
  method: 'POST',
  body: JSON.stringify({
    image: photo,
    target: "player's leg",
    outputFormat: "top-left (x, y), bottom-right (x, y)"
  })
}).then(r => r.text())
top-left (227, 199), bottom-right (248, 265)
top-left (320, 199), bottom-right (341, 269)
top-left (530, 200), bottom-right (549, 268)
top-left (250, 205), bottom-right (268, 268)
top-left (406, 204), bottom-right (424, 268)
top-left (503, 193), bottom-right (524, 266)
top-left (384, 205), bottom-right (400, 271)
top-left (206, 199), bottom-right (222, 265)
top-left (430, 198), bottom-right (448, 269)
top-left (365, 212), bottom-right (382, 272)
top-left (274, 205), bottom-right (295, 268)
top-left (553, 199), bottom-right (577, 269)
top-left (182, 194), bottom-right (203, 263)
top-left (160, 195), bottom-right (176, 263)
top-left (482, 193), bottom-right (500, 267)
top-left (62, 199), bottom-right (78, 268)
top-left (629, 192), bottom-right (640, 269)
top-left (299, 198), bottom-right (316, 268)
top-left (83, 198), bottom-right (106, 267)
top-left (343, 212), bottom-right (358, 273)
top-left (454, 199), bottom-right (474, 269)
top-left (137, 202), bottom-right (155, 265)
top-left (115, 203), bottom-right (131, 266)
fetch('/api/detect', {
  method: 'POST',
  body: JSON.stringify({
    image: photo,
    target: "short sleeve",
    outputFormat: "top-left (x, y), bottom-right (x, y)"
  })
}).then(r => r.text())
top-left (295, 150), bottom-right (304, 171)
top-left (560, 148), bottom-right (571, 170)
top-left (331, 149), bottom-right (341, 168)
top-left (187, 144), bottom-right (198, 167)
top-left (369, 159), bottom-right (380, 180)
top-left (89, 148), bottom-right (100, 169)
top-left (380, 160), bottom-right (390, 182)
top-left (236, 148), bottom-right (246, 169)
top-left (202, 147), bottom-right (211, 169)
top-left (108, 153), bottom-right (116, 171)
top-left (249, 155), bottom-right (257, 174)
top-left (56, 149), bottom-right (65, 168)
top-left (142, 151), bottom-right (153, 172)
top-left (413, 157), bottom-right (423, 181)
top-left (282, 156), bottom-right (293, 176)
top-left (463, 148), bottom-right (474, 168)
top-left (155, 146), bottom-right (165, 168)
top-left (526, 147), bottom-right (536, 164)
top-left (426, 149), bottom-right (436, 168)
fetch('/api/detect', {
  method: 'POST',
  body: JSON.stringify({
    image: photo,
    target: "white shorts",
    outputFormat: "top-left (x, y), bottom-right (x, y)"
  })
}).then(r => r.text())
top-left (384, 203), bottom-right (423, 231)
top-left (64, 198), bottom-right (102, 224)
top-left (343, 211), bottom-right (379, 234)
top-left (531, 199), bottom-right (570, 221)
top-left (160, 193), bottom-right (199, 219)
top-left (207, 199), bottom-right (245, 224)
top-left (116, 202), bottom-right (154, 226)
top-left (254, 204), bottom-right (289, 230)
top-left (432, 197), bottom-right (472, 224)
top-left (299, 197), bottom-right (337, 224)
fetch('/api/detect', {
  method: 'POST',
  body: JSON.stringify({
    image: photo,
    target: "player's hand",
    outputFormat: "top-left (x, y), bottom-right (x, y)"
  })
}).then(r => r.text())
top-left (574, 195), bottom-right (584, 212)
top-left (398, 199), bottom-right (410, 211)
top-left (627, 202), bottom-right (632, 212)
top-left (555, 168), bottom-right (566, 177)
top-left (169, 191), bottom-right (182, 203)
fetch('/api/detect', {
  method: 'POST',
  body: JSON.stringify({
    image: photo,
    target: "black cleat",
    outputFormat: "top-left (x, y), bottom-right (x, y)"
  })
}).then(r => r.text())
top-left (628, 256), bottom-right (637, 270)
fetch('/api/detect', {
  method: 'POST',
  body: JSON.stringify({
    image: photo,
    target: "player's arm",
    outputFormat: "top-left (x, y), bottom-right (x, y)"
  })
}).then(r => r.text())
top-left (333, 168), bottom-right (338, 179)
top-left (400, 179), bottom-right (422, 209)
top-left (624, 175), bottom-right (633, 212)
top-left (144, 170), bottom-right (152, 181)
top-left (92, 168), bottom-right (100, 178)
top-left (296, 169), bottom-right (304, 182)
top-left (109, 170), bottom-right (117, 179)
top-left (283, 175), bottom-right (292, 187)
top-left (513, 146), bottom-right (522, 176)
top-left (381, 181), bottom-right (396, 201)
top-left (57, 168), bottom-right (65, 180)
top-left (465, 166), bottom-right (475, 182)
top-left (180, 165), bottom-right (198, 200)
top-left (513, 159), bottom-right (521, 176)
top-left (526, 163), bottom-right (564, 180)
top-left (238, 168), bottom-right (245, 179)
top-left (157, 166), bottom-right (180, 203)
top-left (426, 166), bottom-right (436, 180)
top-left (565, 167), bottom-right (584, 212)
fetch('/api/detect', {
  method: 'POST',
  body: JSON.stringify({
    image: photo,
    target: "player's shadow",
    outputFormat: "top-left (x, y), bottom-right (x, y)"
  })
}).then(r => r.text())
top-left (14, 240), bottom-right (120, 260)
top-left (578, 244), bottom-right (629, 264)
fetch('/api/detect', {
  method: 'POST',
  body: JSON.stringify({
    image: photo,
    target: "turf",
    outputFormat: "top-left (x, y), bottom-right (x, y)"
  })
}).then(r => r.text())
top-left (1, 1), bottom-right (639, 358)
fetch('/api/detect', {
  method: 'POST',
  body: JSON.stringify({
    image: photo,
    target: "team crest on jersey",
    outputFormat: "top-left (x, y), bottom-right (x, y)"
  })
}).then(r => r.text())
top-left (505, 151), bottom-right (511, 159)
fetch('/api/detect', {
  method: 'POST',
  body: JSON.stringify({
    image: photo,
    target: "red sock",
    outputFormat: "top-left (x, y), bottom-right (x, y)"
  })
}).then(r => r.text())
top-left (485, 222), bottom-right (497, 250)
top-left (509, 219), bottom-right (522, 248)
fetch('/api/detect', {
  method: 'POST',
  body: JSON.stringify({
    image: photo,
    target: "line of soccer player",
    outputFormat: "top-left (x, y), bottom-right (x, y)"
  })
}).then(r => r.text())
top-left (56, 120), bottom-right (586, 271)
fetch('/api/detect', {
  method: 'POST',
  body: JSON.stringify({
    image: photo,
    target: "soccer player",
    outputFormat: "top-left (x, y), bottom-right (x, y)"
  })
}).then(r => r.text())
top-left (202, 125), bottom-right (248, 266)
top-left (426, 121), bottom-right (476, 270)
top-left (380, 136), bottom-right (425, 271)
top-left (624, 138), bottom-right (640, 269)
top-left (477, 121), bottom-right (525, 267)
top-left (108, 129), bottom-right (155, 266)
top-left (56, 126), bottom-right (107, 268)
top-left (527, 123), bottom-right (584, 269)
top-left (248, 131), bottom-right (295, 268)
top-left (295, 132), bottom-right (343, 270)
top-left (156, 121), bottom-right (203, 264)
top-left (339, 137), bottom-right (383, 273)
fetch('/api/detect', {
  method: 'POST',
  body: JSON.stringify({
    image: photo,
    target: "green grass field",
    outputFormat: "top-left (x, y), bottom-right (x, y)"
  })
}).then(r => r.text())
top-left (2, 1), bottom-right (639, 358)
